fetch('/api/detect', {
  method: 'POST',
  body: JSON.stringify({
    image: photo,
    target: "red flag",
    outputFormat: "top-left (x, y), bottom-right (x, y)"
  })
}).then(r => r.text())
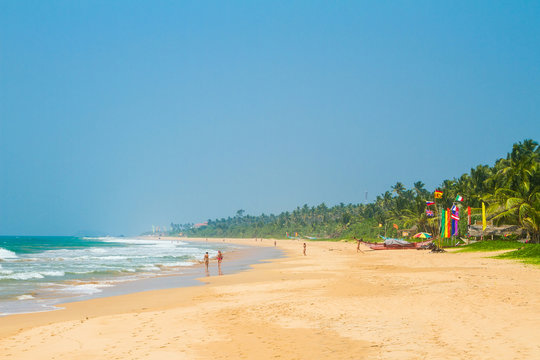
top-left (467, 206), bottom-right (471, 225)
top-left (446, 208), bottom-right (451, 238)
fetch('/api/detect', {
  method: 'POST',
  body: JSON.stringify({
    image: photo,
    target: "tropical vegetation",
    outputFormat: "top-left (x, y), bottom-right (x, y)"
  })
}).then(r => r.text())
top-left (168, 139), bottom-right (539, 243)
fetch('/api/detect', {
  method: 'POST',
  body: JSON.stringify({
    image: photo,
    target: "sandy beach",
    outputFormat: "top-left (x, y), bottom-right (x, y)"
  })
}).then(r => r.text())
top-left (1, 237), bottom-right (539, 359)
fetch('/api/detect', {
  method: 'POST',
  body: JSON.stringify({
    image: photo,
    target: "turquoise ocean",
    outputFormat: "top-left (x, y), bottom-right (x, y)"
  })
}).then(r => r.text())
top-left (0, 236), bottom-right (240, 316)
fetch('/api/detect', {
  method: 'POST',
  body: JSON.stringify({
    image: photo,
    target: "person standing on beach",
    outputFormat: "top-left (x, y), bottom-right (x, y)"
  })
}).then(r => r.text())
top-left (204, 252), bottom-right (209, 274)
top-left (303, 242), bottom-right (306, 256)
top-left (217, 250), bottom-right (223, 275)
top-left (274, 240), bottom-right (277, 247)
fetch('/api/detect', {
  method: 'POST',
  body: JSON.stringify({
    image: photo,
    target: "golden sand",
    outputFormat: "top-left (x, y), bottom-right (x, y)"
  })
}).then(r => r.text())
top-left (1, 238), bottom-right (539, 359)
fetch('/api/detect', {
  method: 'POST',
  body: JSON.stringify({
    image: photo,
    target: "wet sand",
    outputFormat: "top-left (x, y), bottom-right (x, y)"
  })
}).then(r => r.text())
top-left (1, 238), bottom-right (539, 359)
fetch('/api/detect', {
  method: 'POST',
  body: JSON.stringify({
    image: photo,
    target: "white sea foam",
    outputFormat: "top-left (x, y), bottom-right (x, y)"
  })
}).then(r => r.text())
top-left (141, 265), bottom-right (160, 271)
top-left (100, 238), bottom-right (187, 246)
top-left (0, 270), bottom-right (65, 280)
top-left (161, 261), bottom-right (192, 267)
top-left (60, 282), bottom-right (113, 295)
top-left (0, 272), bottom-right (44, 280)
top-left (0, 248), bottom-right (18, 260)
top-left (90, 248), bottom-right (106, 254)
top-left (99, 238), bottom-right (156, 245)
top-left (40, 271), bottom-right (65, 277)
top-left (16, 295), bottom-right (35, 300)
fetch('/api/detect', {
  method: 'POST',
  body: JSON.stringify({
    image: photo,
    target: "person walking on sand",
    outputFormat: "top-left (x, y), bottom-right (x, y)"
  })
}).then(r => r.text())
top-left (356, 237), bottom-right (365, 253)
top-left (303, 242), bottom-right (306, 256)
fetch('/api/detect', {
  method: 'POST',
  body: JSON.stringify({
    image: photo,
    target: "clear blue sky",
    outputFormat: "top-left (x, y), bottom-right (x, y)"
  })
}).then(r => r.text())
top-left (1, 1), bottom-right (539, 235)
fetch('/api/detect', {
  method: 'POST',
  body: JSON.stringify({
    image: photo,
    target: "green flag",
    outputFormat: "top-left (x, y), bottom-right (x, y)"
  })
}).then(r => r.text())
top-left (440, 208), bottom-right (445, 237)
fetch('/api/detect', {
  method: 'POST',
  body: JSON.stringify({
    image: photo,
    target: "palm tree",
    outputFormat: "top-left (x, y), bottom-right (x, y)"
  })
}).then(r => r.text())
top-left (485, 185), bottom-right (539, 242)
top-left (391, 182), bottom-right (406, 196)
top-left (492, 139), bottom-right (539, 193)
top-left (413, 181), bottom-right (428, 198)
top-left (484, 140), bottom-right (539, 242)
top-left (470, 164), bottom-right (494, 206)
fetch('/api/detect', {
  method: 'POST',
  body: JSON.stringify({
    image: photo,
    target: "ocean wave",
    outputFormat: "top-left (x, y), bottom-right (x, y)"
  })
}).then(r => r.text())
top-left (99, 238), bottom-right (187, 246)
top-left (99, 238), bottom-right (156, 245)
top-left (0, 248), bottom-right (18, 260)
top-left (0, 270), bottom-right (65, 280)
top-left (40, 271), bottom-right (65, 277)
top-left (0, 272), bottom-right (44, 280)
top-left (65, 267), bottom-right (142, 275)
top-left (16, 295), bottom-right (35, 300)
top-left (90, 248), bottom-right (106, 254)
top-left (141, 264), bottom-right (160, 271)
top-left (159, 261), bottom-right (193, 267)
top-left (59, 282), bottom-right (113, 295)
top-left (46, 253), bottom-right (192, 262)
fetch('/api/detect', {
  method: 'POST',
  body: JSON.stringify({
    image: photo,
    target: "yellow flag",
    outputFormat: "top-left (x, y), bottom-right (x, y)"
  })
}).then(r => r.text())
top-left (482, 202), bottom-right (487, 231)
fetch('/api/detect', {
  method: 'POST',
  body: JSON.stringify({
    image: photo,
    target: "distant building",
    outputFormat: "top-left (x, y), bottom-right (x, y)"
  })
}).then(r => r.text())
top-left (193, 222), bottom-right (208, 229)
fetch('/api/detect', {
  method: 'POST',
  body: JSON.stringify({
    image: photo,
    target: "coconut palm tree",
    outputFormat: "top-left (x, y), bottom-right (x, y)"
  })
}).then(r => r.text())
top-left (413, 181), bottom-right (428, 198)
top-left (492, 139), bottom-right (539, 193)
top-left (391, 182), bottom-right (406, 196)
top-left (485, 185), bottom-right (539, 242)
top-left (484, 140), bottom-right (539, 242)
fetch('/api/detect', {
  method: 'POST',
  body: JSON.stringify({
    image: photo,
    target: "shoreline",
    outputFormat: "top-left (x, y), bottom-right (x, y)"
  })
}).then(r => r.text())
top-left (1, 238), bottom-right (539, 359)
top-left (0, 237), bottom-right (284, 337)
top-left (0, 236), bottom-right (281, 319)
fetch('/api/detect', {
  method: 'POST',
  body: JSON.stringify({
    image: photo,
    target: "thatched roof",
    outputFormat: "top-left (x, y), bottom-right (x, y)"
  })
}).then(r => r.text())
top-left (468, 224), bottom-right (525, 237)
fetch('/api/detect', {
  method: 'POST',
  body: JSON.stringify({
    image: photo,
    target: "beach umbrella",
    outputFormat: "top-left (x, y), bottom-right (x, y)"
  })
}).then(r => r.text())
top-left (413, 232), bottom-right (432, 239)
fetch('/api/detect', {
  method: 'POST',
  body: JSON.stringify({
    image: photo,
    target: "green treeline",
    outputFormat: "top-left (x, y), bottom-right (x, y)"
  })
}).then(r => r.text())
top-left (171, 139), bottom-right (539, 242)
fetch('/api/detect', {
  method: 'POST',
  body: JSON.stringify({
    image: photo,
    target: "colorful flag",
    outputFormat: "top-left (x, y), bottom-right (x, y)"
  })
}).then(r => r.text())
top-left (446, 208), bottom-right (451, 238)
top-left (451, 204), bottom-right (458, 212)
top-left (455, 195), bottom-right (464, 202)
top-left (426, 201), bottom-right (435, 206)
top-left (434, 190), bottom-right (443, 198)
top-left (482, 202), bottom-right (487, 231)
top-left (426, 209), bottom-right (434, 217)
top-left (467, 206), bottom-right (471, 225)
top-left (452, 207), bottom-right (459, 236)
top-left (393, 224), bottom-right (398, 229)
top-left (440, 208), bottom-right (446, 237)
top-left (443, 209), bottom-right (447, 237)
top-left (451, 211), bottom-right (456, 236)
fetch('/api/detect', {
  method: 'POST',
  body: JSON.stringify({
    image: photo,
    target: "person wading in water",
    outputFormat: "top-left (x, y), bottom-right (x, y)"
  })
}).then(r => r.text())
top-left (217, 250), bottom-right (223, 275)
top-left (204, 252), bottom-right (209, 275)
